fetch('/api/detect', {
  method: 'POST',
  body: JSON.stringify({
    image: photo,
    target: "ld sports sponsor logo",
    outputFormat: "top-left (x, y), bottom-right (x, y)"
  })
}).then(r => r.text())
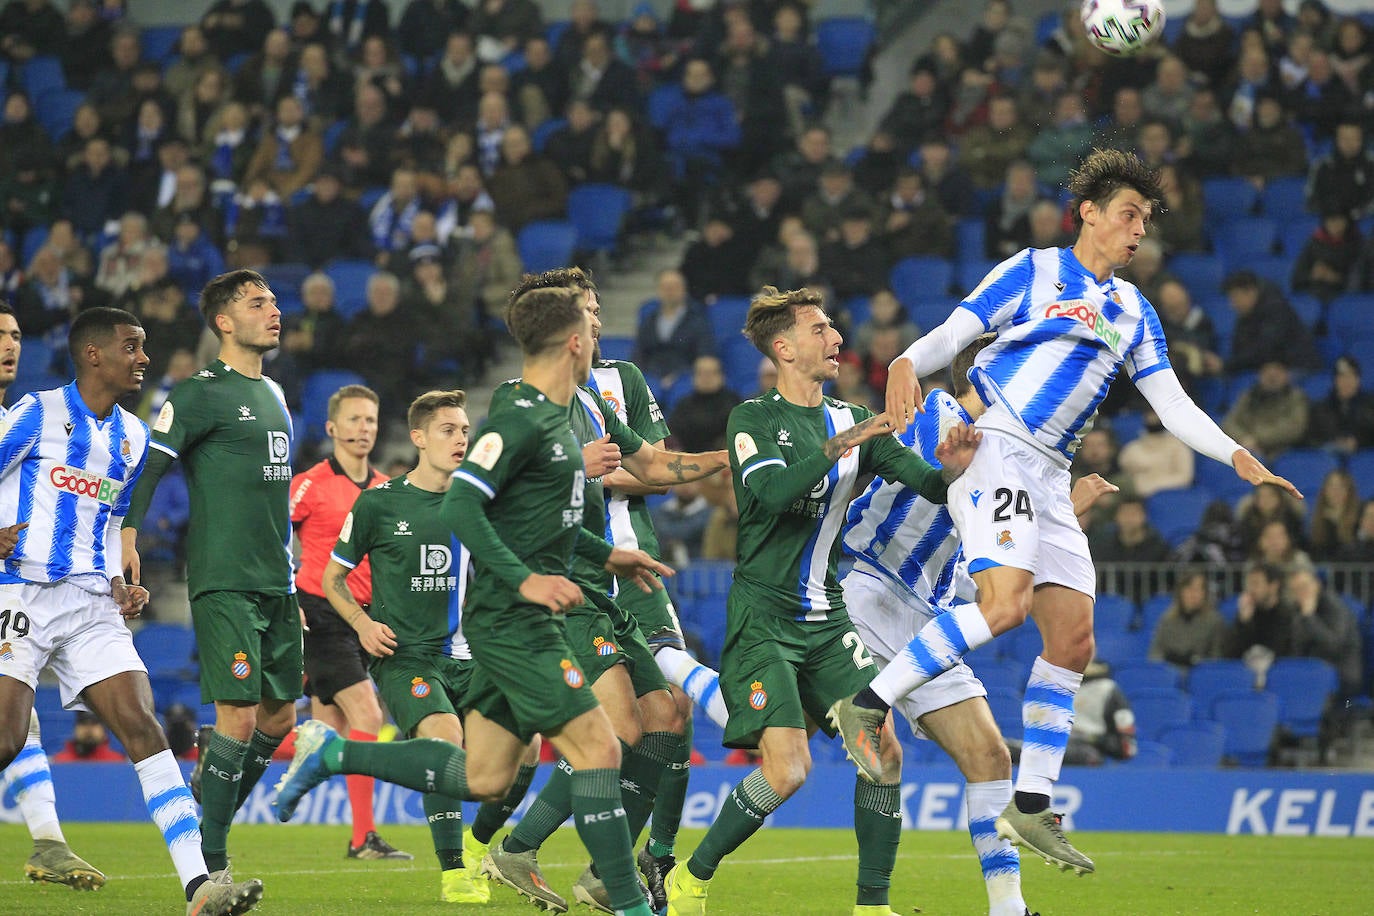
top-left (49, 466), bottom-right (121, 505)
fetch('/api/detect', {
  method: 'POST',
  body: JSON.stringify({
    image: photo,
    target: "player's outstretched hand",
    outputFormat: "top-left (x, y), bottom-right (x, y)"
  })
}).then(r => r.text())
top-left (605, 547), bottom-right (675, 593)
top-left (885, 356), bottom-right (924, 428)
top-left (521, 573), bottom-right (585, 613)
top-left (120, 527), bottom-right (141, 585)
top-left (113, 580), bottom-right (150, 619)
top-left (0, 522), bottom-right (27, 559)
top-left (357, 618), bottom-right (398, 657)
top-left (583, 435), bottom-right (622, 478)
top-left (934, 422), bottom-right (982, 479)
top-left (1233, 449), bottom-right (1303, 500)
top-left (1070, 473), bottom-right (1120, 516)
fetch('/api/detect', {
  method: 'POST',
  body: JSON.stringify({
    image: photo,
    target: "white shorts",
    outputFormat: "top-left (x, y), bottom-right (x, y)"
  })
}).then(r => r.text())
top-left (947, 430), bottom-right (1096, 598)
top-left (0, 580), bottom-right (146, 708)
top-left (842, 564), bottom-right (986, 739)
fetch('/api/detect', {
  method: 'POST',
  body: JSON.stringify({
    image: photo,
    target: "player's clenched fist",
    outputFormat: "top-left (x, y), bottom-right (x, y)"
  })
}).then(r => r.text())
top-left (934, 422), bottom-right (982, 479)
top-left (520, 573), bottom-right (584, 613)
top-left (582, 434), bottom-right (622, 478)
top-left (604, 547), bottom-right (675, 593)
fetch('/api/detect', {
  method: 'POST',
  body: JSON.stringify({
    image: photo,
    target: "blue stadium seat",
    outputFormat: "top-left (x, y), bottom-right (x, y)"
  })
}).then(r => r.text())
top-left (567, 183), bottom-right (632, 255)
top-left (956, 259), bottom-right (997, 294)
top-left (1201, 177), bottom-right (1259, 222)
top-left (1157, 722), bottom-right (1225, 767)
top-left (140, 25), bottom-right (183, 64)
top-left (1187, 659), bottom-right (1254, 714)
top-left (1212, 217), bottom-right (1277, 265)
top-left (301, 370), bottom-right (367, 441)
top-left (1146, 486), bottom-right (1215, 546)
top-left (133, 624), bottom-right (198, 679)
top-left (910, 299), bottom-right (958, 333)
top-left (260, 262), bottom-right (312, 299)
top-left (1326, 295), bottom-right (1374, 343)
top-left (1166, 253), bottom-right (1225, 299)
top-left (1192, 453), bottom-right (1252, 504)
top-left (1262, 176), bottom-right (1308, 221)
top-left (19, 223), bottom-right (50, 267)
top-left (1347, 450), bottom-right (1374, 499)
top-left (322, 119), bottom-right (349, 154)
top-left (1279, 217), bottom-right (1319, 257)
top-left (1110, 410), bottom-right (1143, 445)
top-left (1129, 741), bottom-right (1174, 767)
top-left (955, 219), bottom-right (986, 263)
top-left (646, 84), bottom-right (677, 132)
top-left (1137, 594), bottom-right (1175, 640)
top-left (1035, 11), bottom-right (1060, 44)
top-left (971, 659), bottom-right (1025, 697)
top-left (984, 688), bottom-right (1023, 739)
top-left (531, 117), bottom-right (567, 153)
top-left (516, 220), bottom-right (577, 274)
top-left (1244, 255), bottom-right (1292, 289)
top-left (16, 336), bottom-right (54, 378)
top-left (1266, 657), bottom-right (1337, 738)
top-left (1094, 593), bottom-right (1136, 633)
top-left (708, 296), bottom-right (751, 344)
top-left (1288, 293), bottom-right (1322, 328)
top-left (598, 335), bottom-right (633, 361)
top-left (8, 372), bottom-right (67, 401)
top-left (841, 295), bottom-right (871, 330)
top-left (358, 186), bottom-right (387, 212)
top-left (1271, 449), bottom-right (1339, 498)
top-left (997, 621), bottom-right (1043, 667)
top-left (1114, 660), bottom-right (1181, 695)
top-left (1128, 687), bottom-right (1192, 742)
top-left (719, 335), bottom-right (761, 398)
top-left (35, 88), bottom-right (84, 141)
top-left (1093, 629), bottom-right (1150, 666)
top-left (890, 256), bottom-right (953, 306)
top-left (323, 259), bottom-right (375, 317)
top-left (21, 55), bottom-right (65, 96)
top-left (1210, 689), bottom-right (1278, 766)
top-left (815, 17), bottom-right (876, 78)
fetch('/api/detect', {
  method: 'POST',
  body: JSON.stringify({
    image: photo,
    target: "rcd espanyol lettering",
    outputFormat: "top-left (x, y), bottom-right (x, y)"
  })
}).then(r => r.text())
top-left (49, 466), bottom-right (121, 505)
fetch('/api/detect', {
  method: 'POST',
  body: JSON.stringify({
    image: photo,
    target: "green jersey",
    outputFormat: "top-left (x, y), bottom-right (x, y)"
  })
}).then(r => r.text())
top-left (493, 378), bottom-right (646, 593)
top-left (124, 360), bottom-right (294, 600)
top-left (332, 475), bottom-right (470, 659)
top-left (445, 382), bottom-right (612, 620)
top-left (590, 360), bottom-right (670, 561)
top-left (727, 390), bottom-right (948, 621)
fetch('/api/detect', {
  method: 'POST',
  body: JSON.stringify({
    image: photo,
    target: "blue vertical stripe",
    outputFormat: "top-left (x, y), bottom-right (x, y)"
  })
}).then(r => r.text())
top-left (796, 409), bottom-right (839, 617)
top-left (7, 398), bottom-right (43, 577)
top-left (1021, 340), bottom-right (1101, 432)
top-left (91, 408), bottom-right (127, 576)
top-left (446, 534), bottom-right (462, 652)
top-left (48, 387), bottom-right (92, 580)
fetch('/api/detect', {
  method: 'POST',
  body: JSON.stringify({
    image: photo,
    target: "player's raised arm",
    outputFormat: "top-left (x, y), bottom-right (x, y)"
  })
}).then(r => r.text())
top-left (620, 441), bottom-right (729, 486)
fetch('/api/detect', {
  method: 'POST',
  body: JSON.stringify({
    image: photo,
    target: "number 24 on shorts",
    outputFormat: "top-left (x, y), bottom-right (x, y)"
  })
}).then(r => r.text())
top-left (991, 488), bottom-right (1034, 522)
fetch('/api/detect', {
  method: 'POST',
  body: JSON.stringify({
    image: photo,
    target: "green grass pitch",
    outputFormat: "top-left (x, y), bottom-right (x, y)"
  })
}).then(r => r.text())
top-left (1, 825), bottom-right (1370, 914)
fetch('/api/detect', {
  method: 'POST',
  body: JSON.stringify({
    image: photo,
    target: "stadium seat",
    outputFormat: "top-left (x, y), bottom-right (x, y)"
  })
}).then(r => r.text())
top-left (1288, 293), bottom-right (1322, 328)
top-left (35, 88), bottom-right (84, 141)
top-left (719, 335), bottom-right (761, 398)
top-left (996, 620), bottom-right (1043, 667)
top-left (301, 370), bottom-right (367, 441)
top-left (260, 261), bottom-right (312, 299)
top-left (890, 256), bottom-right (954, 306)
top-left (16, 336), bottom-right (54, 378)
top-left (1094, 593), bottom-right (1136, 633)
top-left (1201, 177), bottom-right (1259, 222)
top-left (1157, 722), bottom-right (1225, 767)
top-left (1093, 629), bottom-right (1150, 666)
top-left (708, 296), bottom-right (752, 344)
top-left (1326, 294), bottom-right (1374, 342)
top-left (646, 84), bottom-right (678, 131)
top-left (1137, 593), bottom-right (1176, 639)
top-left (956, 259), bottom-right (998, 294)
top-left (1261, 176), bottom-right (1308, 220)
top-left (133, 624), bottom-right (198, 679)
top-left (516, 220), bottom-right (577, 274)
top-left (1128, 687), bottom-right (1192, 742)
top-left (322, 119), bottom-right (349, 154)
top-left (323, 259), bottom-right (375, 317)
top-left (1113, 660), bottom-right (1181, 695)
top-left (1187, 659), bottom-right (1254, 714)
top-left (1110, 411), bottom-right (1143, 445)
top-left (598, 335), bottom-right (633, 361)
top-left (984, 688), bottom-right (1023, 739)
top-left (1347, 450), bottom-right (1374, 499)
top-left (1146, 486), bottom-right (1215, 546)
top-left (140, 25), bottom-right (183, 63)
top-left (815, 17), bottom-right (876, 78)
top-left (530, 117), bottom-right (567, 153)
top-left (19, 223), bottom-right (50, 267)
top-left (910, 300), bottom-right (959, 333)
top-left (567, 183), bottom-right (633, 255)
top-left (1266, 657), bottom-right (1337, 738)
top-left (1243, 255), bottom-right (1292, 289)
top-left (1279, 217), bottom-right (1320, 257)
top-left (971, 659), bottom-right (1025, 697)
top-left (1271, 449), bottom-right (1339, 497)
top-left (1129, 741), bottom-right (1174, 767)
top-left (841, 296), bottom-right (871, 330)
top-left (1166, 253), bottom-right (1225, 299)
top-left (8, 372), bottom-right (68, 401)
top-left (1212, 217), bottom-right (1277, 265)
top-left (1210, 689), bottom-right (1278, 766)
top-left (20, 55), bottom-right (64, 96)
top-left (955, 219), bottom-right (986, 263)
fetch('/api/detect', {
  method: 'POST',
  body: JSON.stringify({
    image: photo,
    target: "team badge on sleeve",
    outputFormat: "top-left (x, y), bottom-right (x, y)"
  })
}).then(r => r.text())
top-left (560, 658), bottom-right (585, 688)
top-left (231, 651), bottom-right (252, 680)
top-left (153, 401), bottom-right (174, 433)
top-left (410, 677), bottom-right (431, 698)
top-left (339, 511), bottom-right (354, 543)
top-left (748, 680), bottom-right (768, 710)
top-left (734, 432), bottom-right (758, 463)
top-left (469, 432), bottom-right (503, 470)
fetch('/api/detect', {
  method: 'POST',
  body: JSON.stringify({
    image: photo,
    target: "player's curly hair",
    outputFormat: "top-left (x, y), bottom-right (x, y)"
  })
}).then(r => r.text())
top-left (506, 267), bottom-right (599, 320)
top-left (1066, 148), bottom-right (1163, 230)
top-left (407, 389), bottom-right (467, 432)
top-left (199, 269), bottom-right (268, 339)
top-left (743, 286), bottom-right (827, 362)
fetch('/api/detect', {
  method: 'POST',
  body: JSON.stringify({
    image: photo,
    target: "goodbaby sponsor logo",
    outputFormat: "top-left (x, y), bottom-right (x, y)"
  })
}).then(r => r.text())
top-left (1044, 299), bottom-right (1123, 352)
top-left (48, 466), bottom-right (121, 505)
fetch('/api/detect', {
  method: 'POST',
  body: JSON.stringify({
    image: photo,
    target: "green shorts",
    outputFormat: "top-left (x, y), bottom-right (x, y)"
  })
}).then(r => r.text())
top-left (462, 603), bottom-right (600, 743)
top-left (371, 650), bottom-right (473, 737)
top-left (191, 590), bottom-right (304, 705)
top-left (565, 590), bottom-right (670, 698)
top-left (615, 577), bottom-right (684, 648)
top-left (719, 581), bottom-right (878, 749)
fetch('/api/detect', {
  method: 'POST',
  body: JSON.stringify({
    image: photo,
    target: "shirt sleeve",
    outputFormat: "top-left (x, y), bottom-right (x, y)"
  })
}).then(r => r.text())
top-left (865, 424), bottom-right (949, 504)
top-left (445, 415), bottom-right (539, 590)
top-left (330, 491), bottom-right (373, 570)
top-left (958, 249), bottom-right (1033, 332)
top-left (289, 469), bottom-right (316, 524)
top-left (728, 400), bottom-right (836, 514)
top-left (1122, 297), bottom-right (1172, 383)
top-left (0, 395), bottom-right (44, 481)
top-left (146, 378), bottom-right (209, 460)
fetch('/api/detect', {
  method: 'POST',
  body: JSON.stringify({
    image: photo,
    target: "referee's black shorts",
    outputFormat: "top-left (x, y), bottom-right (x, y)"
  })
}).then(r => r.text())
top-left (300, 591), bottom-right (371, 704)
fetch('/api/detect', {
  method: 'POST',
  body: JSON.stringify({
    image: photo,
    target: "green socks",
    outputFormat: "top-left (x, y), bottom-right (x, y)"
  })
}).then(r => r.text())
top-left (570, 767), bottom-right (643, 913)
top-left (687, 768), bottom-right (784, 881)
top-left (424, 792), bottom-right (465, 870)
top-left (334, 736), bottom-right (470, 799)
top-left (854, 779), bottom-right (902, 907)
top-left (199, 731), bottom-right (248, 873)
top-left (471, 761), bottom-right (538, 845)
top-left (235, 729), bottom-right (283, 810)
top-left (621, 732), bottom-right (676, 842)
top-left (649, 721), bottom-right (692, 855)
top-left (505, 758), bottom-right (573, 853)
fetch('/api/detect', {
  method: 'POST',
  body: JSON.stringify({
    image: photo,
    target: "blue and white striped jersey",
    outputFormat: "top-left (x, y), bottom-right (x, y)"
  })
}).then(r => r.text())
top-left (960, 247), bottom-right (1171, 463)
top-left (843, 389), bottom-right (975, 611)
top-left (0, 383), bottom-right (149, 592)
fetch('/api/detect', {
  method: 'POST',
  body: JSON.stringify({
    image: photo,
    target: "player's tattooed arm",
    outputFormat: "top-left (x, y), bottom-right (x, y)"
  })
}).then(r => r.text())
top-left (622, 443), bottom-right (728, 485)
top-left (823, 413), bottom-right (896, 461)
top-left (323, 558), bottom-right (397, 657)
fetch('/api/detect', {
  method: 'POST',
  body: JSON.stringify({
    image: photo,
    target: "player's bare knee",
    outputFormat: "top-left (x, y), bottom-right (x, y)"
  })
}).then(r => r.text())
top-left (982, 591), bottom-right (1032, 634)
top-left (0, 728), bottom-right (25, 769)
top-left (956, 734), bottom-right (1012, 783)
top-left (762, 751), bottom-right (810, 797)
top-left (641, 689), bottom-right (684, 735)
top-left (614, 718), bottom-right (643, 749)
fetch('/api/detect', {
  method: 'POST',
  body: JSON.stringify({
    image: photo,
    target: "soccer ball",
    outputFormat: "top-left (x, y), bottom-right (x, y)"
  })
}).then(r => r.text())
top-left (1081, 0), bottom-right (1167, 57)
